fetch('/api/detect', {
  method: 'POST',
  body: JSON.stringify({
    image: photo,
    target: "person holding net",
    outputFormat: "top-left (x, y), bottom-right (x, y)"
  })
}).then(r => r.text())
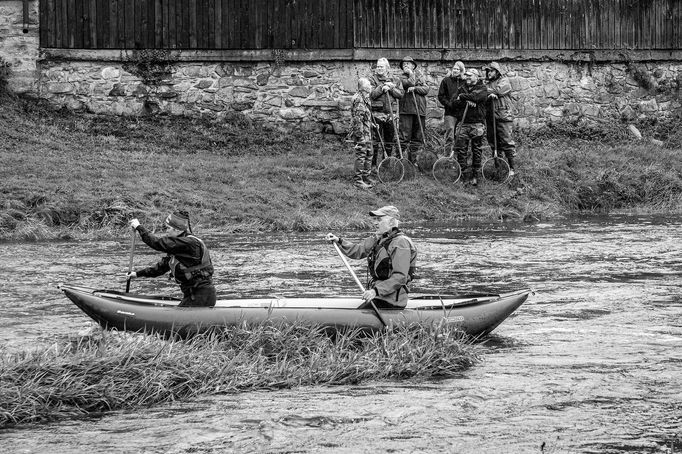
top-left (437, 61), bottom-right (467, 154)
top-left (397, 56), bottom-right (430, 166)
top-left (485, 62), bottom-right (517, 177)
top-left (452, 68), bottom-right (490, 186)
top-left (369, 57), bottom-right (404, 167)
top-left (349, 77), bottom-right (376, 190)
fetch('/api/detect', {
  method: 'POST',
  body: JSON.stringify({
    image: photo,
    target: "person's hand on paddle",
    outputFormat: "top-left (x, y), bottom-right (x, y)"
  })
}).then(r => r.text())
top-left (129, 218), bottom-right (140, 230)
top-left (325, 233), bottom-right (340, 243)
top-left (126, 271), bottom-right (137, 280)
top-left (407, 86), bottom-right (415, 93)
top-left (466, 100), bottom-right (477, 107)
top-left (488, 93), bottom-right (498, 100)
top-left (362, 288), bottom-right (377, 302)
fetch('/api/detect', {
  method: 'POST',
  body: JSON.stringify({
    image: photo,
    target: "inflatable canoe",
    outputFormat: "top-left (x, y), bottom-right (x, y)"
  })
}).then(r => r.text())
top-left (59, 284), bottom-right (530, 337)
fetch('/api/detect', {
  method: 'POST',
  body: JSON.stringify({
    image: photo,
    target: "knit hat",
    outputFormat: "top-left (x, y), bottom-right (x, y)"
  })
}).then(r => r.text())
top-left (165, 211), bottom-right (190, 231)
top-left (369, 205), bottom-right (400, 220)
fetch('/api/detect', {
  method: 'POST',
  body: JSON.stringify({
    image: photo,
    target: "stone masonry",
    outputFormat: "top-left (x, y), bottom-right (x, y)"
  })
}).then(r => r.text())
top-left (2, 1), bottom-right (681, 133)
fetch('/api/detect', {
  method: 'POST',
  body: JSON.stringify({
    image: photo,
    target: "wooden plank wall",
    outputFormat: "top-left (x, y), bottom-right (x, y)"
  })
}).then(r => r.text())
top-left (39, 0), bottom-right (682, 51)
top-left (355, 0), bottom-right (682, 50)
top-left (39, 0), bottom-right (355, 49)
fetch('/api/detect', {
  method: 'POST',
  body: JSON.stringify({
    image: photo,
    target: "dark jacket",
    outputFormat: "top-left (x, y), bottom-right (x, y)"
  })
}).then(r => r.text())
top-left (338, 228), bottom-right (417, 308)
top-left (135, 226), bottom-right (214, 292)
top-left (453, 80), bottom-right (488, 124)
top-left (398, 70), bottom-right (430, 116)
top-left (437, 75), bottom-right (466, 118)
top-left (368, 73), bottom-right (404, 116)
top-left (486, 74), bottom-right (515, 122)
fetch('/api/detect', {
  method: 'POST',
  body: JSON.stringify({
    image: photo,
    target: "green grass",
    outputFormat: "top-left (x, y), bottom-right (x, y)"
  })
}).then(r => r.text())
top-left (2, 90), bottom-right (682, 241)
top-left (0, 321), bottom-right (479, 427)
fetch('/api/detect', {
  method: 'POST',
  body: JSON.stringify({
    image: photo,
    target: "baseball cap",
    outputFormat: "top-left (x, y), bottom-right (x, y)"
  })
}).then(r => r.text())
top-left (464, 68), bottom-right (480, 77)
top-left (369, 205), bottom-right (400, 220)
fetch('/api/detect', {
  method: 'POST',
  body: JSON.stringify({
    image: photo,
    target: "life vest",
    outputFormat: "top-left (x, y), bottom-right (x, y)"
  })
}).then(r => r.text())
top-left (367, 230), bottom-right (417, 282)
top-left (168, 235), bottom-right (214, 284)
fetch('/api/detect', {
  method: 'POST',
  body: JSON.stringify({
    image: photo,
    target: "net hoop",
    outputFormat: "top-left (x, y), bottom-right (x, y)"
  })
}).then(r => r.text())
top-left (432, 157), bottom-right (461, 184)
top-left (481, 156), bottom-right (511, 184)
top-left (377, 157), bottom-right (405, 184)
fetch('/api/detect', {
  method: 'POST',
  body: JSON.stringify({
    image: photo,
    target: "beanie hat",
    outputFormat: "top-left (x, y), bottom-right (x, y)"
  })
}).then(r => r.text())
top-left (165, 211), bottom-right (190, 231)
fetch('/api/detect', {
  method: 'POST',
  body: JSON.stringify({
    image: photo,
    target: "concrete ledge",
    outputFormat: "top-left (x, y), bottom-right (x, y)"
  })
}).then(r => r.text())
top-left (39, 48), bottom-right (682, 63)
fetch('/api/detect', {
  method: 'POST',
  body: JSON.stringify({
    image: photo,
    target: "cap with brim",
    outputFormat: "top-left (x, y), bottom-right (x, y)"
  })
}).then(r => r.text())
top-left (165, 211), bottom-right (190, 231)
top-left (464, 68), bottom-right (480, 77)
top-left (369, 205), bottom-right (400, 220)
top-left (489, 62), bottom-right (502, 72)
top-left (400, 56), bottom-right (416, 69)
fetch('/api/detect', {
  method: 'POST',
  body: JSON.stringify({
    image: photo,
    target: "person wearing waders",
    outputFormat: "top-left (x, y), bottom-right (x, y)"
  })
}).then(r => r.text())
top-left (326, 205), bottom-right (417, 309)
top-left (126, 211), bottom-right (216, 307)
top-left (437, 61), bottom-right (467, 152)
top-left (453, 68), bottom-right (490, 186)
top-left (368, 57), bottom-right (404, 177)
top-left (485, 61), bottom-right (517, 177)
top-left (349, 77), bottom-right (375, 189)
top-left (398, 56), bottom-right (430, 165)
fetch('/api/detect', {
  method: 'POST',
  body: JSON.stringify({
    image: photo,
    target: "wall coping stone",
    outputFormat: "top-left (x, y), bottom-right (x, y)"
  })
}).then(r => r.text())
top-left (39, 48), bottom-right (682, 64)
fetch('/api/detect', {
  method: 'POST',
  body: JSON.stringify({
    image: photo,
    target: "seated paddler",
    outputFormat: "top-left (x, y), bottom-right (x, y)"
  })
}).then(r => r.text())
top-left (126, 210), bottom-right (217, 307)
top-left (326, 205), bottom-right (417, 309)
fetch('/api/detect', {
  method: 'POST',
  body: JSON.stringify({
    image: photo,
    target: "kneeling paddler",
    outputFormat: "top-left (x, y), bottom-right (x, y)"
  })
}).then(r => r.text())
top-left (326, 205), bottom-right (417, 309)
top-left (126, 210), bottom-right (216, 307)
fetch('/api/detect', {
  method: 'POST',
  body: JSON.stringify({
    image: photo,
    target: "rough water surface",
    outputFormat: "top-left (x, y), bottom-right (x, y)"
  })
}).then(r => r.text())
top-left (0, 215), bottom-right (680, 453)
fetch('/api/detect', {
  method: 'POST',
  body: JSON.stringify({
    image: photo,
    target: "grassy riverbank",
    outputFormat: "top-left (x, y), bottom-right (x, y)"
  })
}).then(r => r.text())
top-left (0, 322), bottom-right (478, 427)
top-left (2, 89), bottom-right (682, 241)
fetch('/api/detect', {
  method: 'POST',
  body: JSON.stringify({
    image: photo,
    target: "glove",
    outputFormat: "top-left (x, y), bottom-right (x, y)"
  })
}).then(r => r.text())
top-left (325, 233), bottom-right (339, 243)
top-left (129, 219), bottom-right (140, 230)
top-left (126, 272), bottom-right (137, 280)
top-left (362, 289), bottom-right (377, 302)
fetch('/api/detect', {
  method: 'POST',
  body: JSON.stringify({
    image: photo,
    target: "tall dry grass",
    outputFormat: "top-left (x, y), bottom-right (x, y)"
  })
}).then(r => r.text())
top-left (0, 321), bottom-right (478, 428)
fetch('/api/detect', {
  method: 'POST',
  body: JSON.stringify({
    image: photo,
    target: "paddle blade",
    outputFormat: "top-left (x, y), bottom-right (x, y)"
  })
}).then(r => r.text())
top-left (432, 157), bottom-right (461, 184)
top-left (482, 157), bottom-right (511, 183)
top-left (377, 157), bottom-right (404, 183)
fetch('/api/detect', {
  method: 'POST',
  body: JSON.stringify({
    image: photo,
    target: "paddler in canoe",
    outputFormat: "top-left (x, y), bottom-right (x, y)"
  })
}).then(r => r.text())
top-left (326, 205), bottom-right (417, 309)
top-left (125, 210), bottom-right (217, 307)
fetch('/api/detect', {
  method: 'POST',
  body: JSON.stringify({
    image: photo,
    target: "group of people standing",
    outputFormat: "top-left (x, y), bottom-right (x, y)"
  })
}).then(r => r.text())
top-left (350, 57), bottom-right (517, 188)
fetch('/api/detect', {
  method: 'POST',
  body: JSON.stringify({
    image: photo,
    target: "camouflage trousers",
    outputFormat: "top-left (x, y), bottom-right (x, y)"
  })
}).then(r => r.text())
top-left (354, 140), bottom-right (374, 183)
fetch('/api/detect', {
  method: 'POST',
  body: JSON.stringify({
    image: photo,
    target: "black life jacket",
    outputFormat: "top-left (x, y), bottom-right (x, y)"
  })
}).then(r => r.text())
top-left (168, 235), bottom-right (214, 284)
top-left (367, 230), bottom-right (417, 282)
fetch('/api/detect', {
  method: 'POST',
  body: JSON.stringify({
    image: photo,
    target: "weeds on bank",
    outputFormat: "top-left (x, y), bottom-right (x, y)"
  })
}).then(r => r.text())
top-left (2, 92), bottom-right (682, 241)
top-left (0, 320), bottom-right (478, 428)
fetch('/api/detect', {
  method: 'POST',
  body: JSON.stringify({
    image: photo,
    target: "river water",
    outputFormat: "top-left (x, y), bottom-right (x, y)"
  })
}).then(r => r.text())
top-left (0, 215), bottom-right (680, 453)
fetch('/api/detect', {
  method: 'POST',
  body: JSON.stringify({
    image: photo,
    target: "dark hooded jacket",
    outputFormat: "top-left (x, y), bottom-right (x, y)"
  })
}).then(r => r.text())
top-left (453, 80), bottom-right (488, 124)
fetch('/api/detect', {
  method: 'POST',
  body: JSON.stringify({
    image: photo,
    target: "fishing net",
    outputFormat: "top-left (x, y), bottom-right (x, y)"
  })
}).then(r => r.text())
top-left (482, 156), bottom-right (511, 183)
top-left (401, 157), bottom-right (417, 180)
top-left (377, 157), bottom-right (404, 183)
top-left (432, 157), bottom-right (461, 184)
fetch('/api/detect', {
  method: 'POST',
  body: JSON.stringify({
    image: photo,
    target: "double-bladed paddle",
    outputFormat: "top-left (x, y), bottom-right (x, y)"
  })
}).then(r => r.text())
top-left (331, 241), bottom-right (388, 328)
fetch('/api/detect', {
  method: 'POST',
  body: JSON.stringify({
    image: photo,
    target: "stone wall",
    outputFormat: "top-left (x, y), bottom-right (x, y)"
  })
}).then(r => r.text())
top-left (1, 1), bottom-right (681, 131)
top-left (0, 0), bottom-right (39, 93)
top-left (36, 55), bottom-right (682, 133)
